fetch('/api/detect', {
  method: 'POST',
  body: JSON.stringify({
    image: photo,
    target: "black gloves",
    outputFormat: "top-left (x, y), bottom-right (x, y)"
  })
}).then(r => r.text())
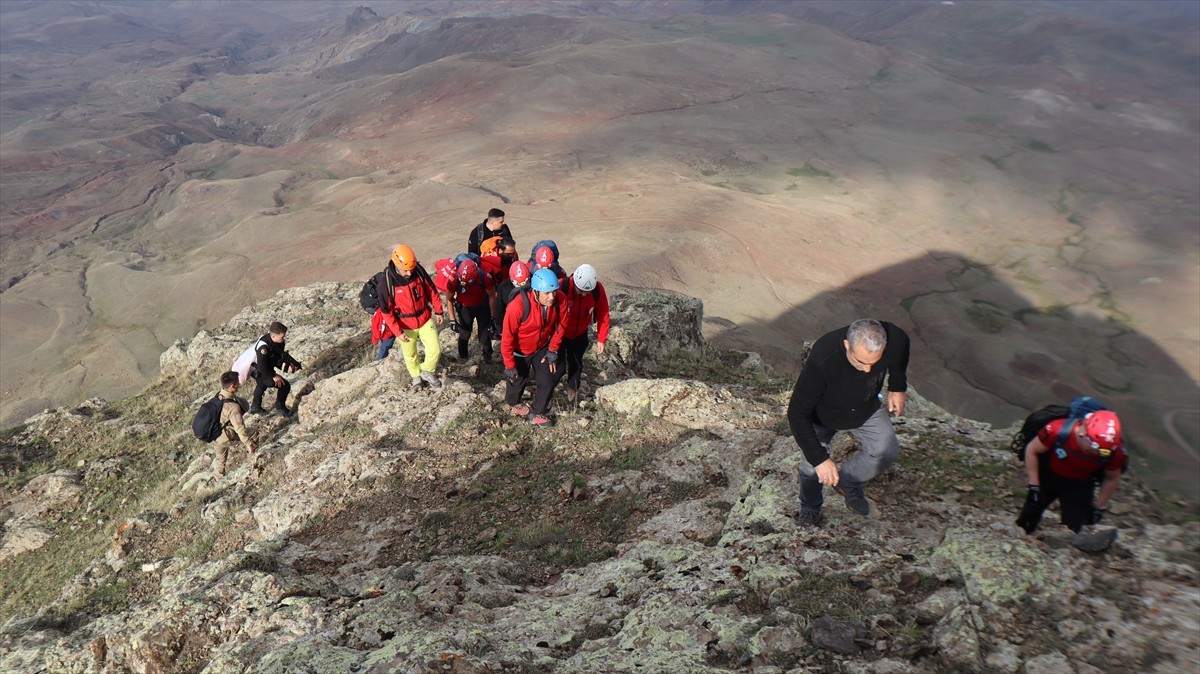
top-left (544, 351), bottom-right (558, 365)
top-left (504, 368), bottom-right (518, 383)
top-left (449, 320), bottom-right (459, 334)
top-left (489, 319), bottom-right (500, 339)
top-left (1016, 486), bottom-right (1043, 534)
top-left (285, 361), bottom-right (302, 374)
top-left (1090, 506), bottom-right (1106, 525)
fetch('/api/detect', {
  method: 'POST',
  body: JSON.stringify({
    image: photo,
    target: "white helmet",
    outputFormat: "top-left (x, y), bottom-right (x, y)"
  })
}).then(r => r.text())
top-left (572, 264), bottom-right (598, 292)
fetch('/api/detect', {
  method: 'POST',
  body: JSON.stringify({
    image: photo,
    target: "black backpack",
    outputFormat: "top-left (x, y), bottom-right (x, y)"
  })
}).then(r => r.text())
top-left (1009, 396), bottom-right (1109, 463)
top-left (192, 395), bottom-right (229, 443)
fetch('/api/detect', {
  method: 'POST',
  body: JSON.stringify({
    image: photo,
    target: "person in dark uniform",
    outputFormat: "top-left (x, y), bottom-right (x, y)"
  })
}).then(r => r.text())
top-left (248, 321), bottom-right (302, 417)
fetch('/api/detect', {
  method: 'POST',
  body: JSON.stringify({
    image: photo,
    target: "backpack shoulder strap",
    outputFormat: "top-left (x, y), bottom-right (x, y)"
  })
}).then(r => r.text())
top-left (519, 291), bottom-right (532, 324)
top-left (1054, 419), bottom-right (1075, 450)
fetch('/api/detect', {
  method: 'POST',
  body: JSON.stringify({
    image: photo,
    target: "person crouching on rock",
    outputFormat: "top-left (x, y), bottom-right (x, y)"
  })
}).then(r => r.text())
top-left (501, 268), bottom-right (566, 428)
top-left (249, 321), bottom-right (302, 417)
top-left (1017, 409), bottom-right (1126, 552)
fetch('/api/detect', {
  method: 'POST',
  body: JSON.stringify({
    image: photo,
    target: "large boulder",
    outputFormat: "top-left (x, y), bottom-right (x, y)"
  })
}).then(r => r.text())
top-left (605, 292), bottom-right (703, 371)
top-left (594, 378), bottom-right (773, 431)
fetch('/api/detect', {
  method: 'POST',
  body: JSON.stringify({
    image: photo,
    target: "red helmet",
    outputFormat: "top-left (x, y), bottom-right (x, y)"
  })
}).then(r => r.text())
top-left (509, 260), bottom-right (530, 284)
top-left (535, 246), bottom-right (555, 268)
top-left (437, 259), bottom-right (457, 284)
top-left (457, 259), bottom-right (480, 285)
top-left (1084, 411), bottom-right (1122, 452)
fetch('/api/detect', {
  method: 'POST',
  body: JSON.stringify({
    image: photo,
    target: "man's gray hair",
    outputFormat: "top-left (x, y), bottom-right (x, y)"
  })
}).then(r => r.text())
top-left (847, 319), bottom-right (887, 353)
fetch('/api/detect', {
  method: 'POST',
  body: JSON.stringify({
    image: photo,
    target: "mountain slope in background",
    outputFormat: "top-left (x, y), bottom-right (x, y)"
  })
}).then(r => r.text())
top-left (0, 0), bottom-right (1196, 500)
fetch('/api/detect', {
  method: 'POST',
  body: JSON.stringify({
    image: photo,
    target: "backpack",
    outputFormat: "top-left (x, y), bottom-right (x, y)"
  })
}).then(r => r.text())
top-left (528, 240), bottom-right (559, 264)
top-left (359, 276), bottom-right (380, 314)
top-left (1009, 396), bottom-right (1109, 464)
top-left (453, 252), bottom-right (482, 270)
top-left (509, 290), bottom-right (561, 354)
top-left (192, 395), bottom-right (230, 443)
top-left (359, 269), bottom-right (395, 315)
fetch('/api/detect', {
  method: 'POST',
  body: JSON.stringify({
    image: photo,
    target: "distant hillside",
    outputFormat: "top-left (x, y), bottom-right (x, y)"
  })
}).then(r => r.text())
top-left (0, 284), bottom-right (1196, 673)
top-left (1, 0), bottom-right (1196, 508)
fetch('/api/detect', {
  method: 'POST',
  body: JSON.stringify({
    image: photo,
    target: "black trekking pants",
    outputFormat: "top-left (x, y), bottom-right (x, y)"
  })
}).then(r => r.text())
top-left (252, 371), bottom-right (291, 411)
top-left (505, 347), bottom-right (558, 416)
top-left (455, 302), bottom-right (493, 359)
top-left (1021, 456), bottom-right (1095, 533)
top-left (557, 333), bottom-right (589, 391)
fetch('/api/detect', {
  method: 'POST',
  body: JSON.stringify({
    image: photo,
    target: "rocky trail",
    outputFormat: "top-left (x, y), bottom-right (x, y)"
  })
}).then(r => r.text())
top-left (0, 284), bottom-right (1196, 674)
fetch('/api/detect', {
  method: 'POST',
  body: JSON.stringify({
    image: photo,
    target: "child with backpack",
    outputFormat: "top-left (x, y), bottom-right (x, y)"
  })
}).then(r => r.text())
top-left (1013, 399), bottom-right (1127, 551)
top-left (199, 371), bottom-right (256, 477)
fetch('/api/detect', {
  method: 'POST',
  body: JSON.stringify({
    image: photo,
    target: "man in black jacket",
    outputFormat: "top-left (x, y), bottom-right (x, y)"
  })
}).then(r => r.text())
top-left (787, 319), bottom-right (910, 526)
top-left (249, 321), bottom-right (302, 417)
top-left (466, 208), bottom-right (513, 256)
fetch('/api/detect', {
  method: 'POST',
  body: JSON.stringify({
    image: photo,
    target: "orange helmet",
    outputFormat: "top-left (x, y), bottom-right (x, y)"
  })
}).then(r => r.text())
top-left (391, 244), bottom-right (416, 271)
top-left (479, 236), bottom-right (502, 257)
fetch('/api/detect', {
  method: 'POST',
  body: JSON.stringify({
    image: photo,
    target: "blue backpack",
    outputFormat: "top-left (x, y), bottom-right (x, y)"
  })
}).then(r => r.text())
top-left (527, 240), bottom-right (559, 265)
top-left (1010, 396), bottom-right (1110, 464)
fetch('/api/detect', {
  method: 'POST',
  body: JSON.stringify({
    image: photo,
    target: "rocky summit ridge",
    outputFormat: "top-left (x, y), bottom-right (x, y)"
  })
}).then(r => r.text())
top-left (0, 283), bottom-right (1196, 674)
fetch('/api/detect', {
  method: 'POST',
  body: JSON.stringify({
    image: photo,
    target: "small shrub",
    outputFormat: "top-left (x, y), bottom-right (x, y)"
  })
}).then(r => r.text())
top-left (786, 163), bottom-right (833, 179)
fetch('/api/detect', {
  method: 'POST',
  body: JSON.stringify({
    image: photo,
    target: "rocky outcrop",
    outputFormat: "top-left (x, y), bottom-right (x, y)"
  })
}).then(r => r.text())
top-left (605, 292), bottom-right (704, 372)
top-left (1, 287), bottom-right (1196, 674)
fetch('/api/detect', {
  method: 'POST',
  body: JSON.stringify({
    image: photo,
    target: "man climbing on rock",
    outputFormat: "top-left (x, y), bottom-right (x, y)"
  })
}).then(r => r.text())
top-left (787, 318), bottom-right (910, 527)
top-left (211, 371), bottom-right (256, 477)
top-left (501, 268), bottom-right (566, 428)
top-left (555, 264), bottom-right (610, 408)
top-left (246, 321), bottom-right (302, 417)
top-left (1016, 408), bottom-right (1126, 552)
top-left (376, 244), bottom-right (444, 388)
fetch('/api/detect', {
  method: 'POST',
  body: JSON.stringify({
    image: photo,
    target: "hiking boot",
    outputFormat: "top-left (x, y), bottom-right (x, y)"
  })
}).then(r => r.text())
top-left (247, 405), bottom-right (266, 416)
top-left (482, 352), bottom-right (493, 364)
top-left (511, 403), bottom-right (531, 417)
top-left (835, 482), bottom-right (871, 517)
top-left (530, 414), bottom-right (554, 428)
top-left (565, 387), bottom-right (579, 408)
top-left (1070, 525), bottom-right (1118, 553)
top-left (275, 406), bottom-right (294, 418)
top-left (797, 508), bottom-right (822, 528)
top-left (420, 371), bottom-right (442, 388)
top-left (411, 376), bottom-right (424, 389)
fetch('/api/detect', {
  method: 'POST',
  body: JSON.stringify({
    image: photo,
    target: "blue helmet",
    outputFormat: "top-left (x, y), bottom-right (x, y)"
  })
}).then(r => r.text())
top-left (531, 268), bottom-right (560, 292)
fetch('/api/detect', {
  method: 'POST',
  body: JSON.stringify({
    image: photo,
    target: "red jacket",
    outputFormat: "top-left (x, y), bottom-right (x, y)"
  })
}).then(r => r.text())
top-left (381, 269), bottom-right (442, 335)
top-left (559, 278), bottom-right (611, 342)
top-left (434, 258), bottom-right (493, 308)
top-left (501, 289), bottom-right (565, 368)
top-left (1038, 419), bottom-right (1128, 481)
top-left (481, 254), bottom-right (508, 284)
